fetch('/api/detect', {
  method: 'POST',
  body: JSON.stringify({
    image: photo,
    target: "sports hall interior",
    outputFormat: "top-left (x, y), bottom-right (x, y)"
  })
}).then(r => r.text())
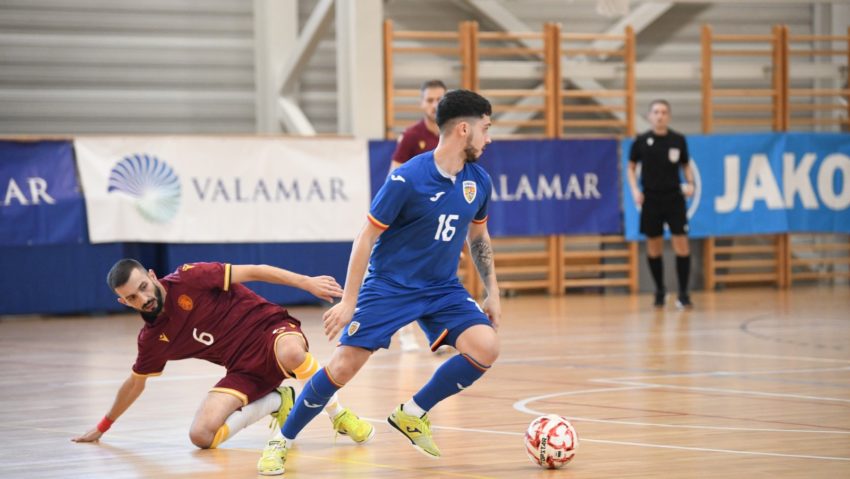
top-left (1, 1), bottom-right (848, 478)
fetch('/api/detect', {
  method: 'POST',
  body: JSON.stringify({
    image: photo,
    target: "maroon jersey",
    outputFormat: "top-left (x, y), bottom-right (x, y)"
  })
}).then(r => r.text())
top-left (132, 262), bottom-right (287, 376)
top-left (391, 119), bottom-right (439, 164)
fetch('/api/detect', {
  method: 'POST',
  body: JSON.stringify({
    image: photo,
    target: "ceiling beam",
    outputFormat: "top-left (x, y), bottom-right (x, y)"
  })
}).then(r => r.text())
top-left (272, 0), bottom-right (335, 134)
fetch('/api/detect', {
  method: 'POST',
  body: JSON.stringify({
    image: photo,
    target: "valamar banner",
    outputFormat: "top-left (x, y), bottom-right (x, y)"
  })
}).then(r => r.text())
top-left (76, 137), bottom-right (370, 243)
top-left (369, 139), bottom-right (621, 236)
top-left (622, 132), bottom-right (850, 240)
top-left (1, 140), bottom-right (86, 245)
top-left (482, 139), bottom-right (620, 236)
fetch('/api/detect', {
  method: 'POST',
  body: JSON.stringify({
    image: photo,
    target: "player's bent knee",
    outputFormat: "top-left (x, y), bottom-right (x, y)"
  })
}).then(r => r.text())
top-left (275, 335), bottom-right (307, 371)
top-left (476, 338), bottom-right (500, 366)
top-left (457, 326), bottom-right (500, 366)
top-left (189, 427), bottom-right (215, 449)
top-left (326, 346), bottom-right (371, 385)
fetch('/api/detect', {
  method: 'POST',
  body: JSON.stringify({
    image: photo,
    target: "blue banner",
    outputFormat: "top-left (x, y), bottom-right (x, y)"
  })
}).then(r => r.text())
top-left (0, 140), bottom-right (86, 245)
top-left (483, 139), bottom-right (621, 236)
top-left (622, 132), bottom-right (850, 240)
top-left (370, 139), bottom-right (621, 236)
top-left (369, 139), bottom-right (396, 198)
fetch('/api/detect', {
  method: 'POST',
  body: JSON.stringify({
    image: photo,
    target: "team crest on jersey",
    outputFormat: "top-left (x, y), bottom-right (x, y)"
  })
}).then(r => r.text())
top-left (178, 294), bottom-right (194, 311)
top-left (463, 180), bottom-right (477, 204)
top-left (418, 140), bottom-right (426, 150)
top-left (181, 263), bottom-right (195, 271)
top-left (347, 321), bottom-right (360, 336)
top-left (158, 333), bottom-right (169, 342)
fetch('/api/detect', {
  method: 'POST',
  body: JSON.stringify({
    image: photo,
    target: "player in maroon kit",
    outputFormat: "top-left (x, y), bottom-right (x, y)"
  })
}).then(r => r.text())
top-left (389, 79), bottom-right (446, 172)
top-left (72, 259), bottom-right (373, 456)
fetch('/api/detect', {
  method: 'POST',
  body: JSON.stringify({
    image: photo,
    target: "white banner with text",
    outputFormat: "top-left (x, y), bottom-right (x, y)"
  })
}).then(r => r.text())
top-left (76, 137), bottom-right (370, 243)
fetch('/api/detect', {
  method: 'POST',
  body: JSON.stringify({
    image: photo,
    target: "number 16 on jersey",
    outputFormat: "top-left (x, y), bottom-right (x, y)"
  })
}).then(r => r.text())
top-left (435, 214), bottom-right (459, 242)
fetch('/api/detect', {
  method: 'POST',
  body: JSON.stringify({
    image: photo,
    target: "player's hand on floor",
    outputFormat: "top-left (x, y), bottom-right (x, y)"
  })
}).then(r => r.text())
top-left (322, 301), bottom-right (355, 341)
top-left (483, 295), bottom-right (501, 331)
top-left (304, 275), bottom-right (344, 303)
top-left (71, 428), bottom-right (103, 443)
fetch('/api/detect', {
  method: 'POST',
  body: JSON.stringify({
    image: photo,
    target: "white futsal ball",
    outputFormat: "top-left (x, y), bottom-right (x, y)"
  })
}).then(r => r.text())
top-left (524, 414), bottom-right (579, 469)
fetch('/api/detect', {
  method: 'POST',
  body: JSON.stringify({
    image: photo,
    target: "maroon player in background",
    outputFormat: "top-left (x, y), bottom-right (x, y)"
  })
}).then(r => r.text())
top-left (73, 259), bottom-right (373, 458)
top-left (389, 79), bottom-right (446, 172)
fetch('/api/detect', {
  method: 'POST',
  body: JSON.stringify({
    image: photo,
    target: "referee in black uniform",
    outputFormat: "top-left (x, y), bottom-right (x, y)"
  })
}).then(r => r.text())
top-left (627, 100), bottom-right (695, 309)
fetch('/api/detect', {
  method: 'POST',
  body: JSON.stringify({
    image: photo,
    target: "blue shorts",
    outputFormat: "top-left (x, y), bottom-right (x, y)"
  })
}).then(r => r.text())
top-left (339, 277), bottom-right (493, 352)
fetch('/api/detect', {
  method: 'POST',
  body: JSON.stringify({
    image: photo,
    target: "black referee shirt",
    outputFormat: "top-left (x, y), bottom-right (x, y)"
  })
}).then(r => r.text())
top-left (629, 129), bottom-right (690, 193)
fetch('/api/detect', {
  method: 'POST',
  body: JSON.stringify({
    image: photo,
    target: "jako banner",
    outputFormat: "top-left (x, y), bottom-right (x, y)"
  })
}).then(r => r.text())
top-left (0, 140), bottom-right (86, 245)
top-left (622, 132), bottom-right (850, 240)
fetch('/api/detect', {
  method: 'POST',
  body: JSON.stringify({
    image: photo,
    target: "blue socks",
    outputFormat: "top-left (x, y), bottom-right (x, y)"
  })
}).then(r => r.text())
top-left (413, 354), bottom-right (489, 412)
top-left (281, 368), bottom-right (340, 440)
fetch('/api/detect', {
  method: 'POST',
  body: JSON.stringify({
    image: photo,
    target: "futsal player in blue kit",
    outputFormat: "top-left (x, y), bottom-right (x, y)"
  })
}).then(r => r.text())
top-left (256, 89), bottom-right (501, 474)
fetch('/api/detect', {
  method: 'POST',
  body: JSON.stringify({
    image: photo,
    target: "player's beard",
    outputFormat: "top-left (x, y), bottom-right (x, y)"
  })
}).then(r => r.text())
top-left (464, 138), bottom-right (483, 163)
top-left (140, 286), bottom-right (164, 323)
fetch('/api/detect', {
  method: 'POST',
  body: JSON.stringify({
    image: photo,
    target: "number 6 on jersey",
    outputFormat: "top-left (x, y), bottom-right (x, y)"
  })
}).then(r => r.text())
top-left (434, 214), bottom-right (459, 241)
top-left (192, 328), bottom-right (214, 346)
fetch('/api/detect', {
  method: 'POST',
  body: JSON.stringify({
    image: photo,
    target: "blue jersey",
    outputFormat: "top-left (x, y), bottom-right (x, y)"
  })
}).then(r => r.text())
top-left (366, 152), bottom-right (492, 288)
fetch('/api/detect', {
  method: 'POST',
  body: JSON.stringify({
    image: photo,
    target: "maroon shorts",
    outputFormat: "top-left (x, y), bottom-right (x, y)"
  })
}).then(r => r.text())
top-left (211, 313), bottom-right (308, 405)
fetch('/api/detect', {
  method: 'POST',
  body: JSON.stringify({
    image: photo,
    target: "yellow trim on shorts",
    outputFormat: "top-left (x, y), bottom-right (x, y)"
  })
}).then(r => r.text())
top-left (210, 387), bottom-right (249, 406)
top-left (223, 263), bottom-right (232, 291)
top-left (273, 331), bottom-right (308, 379)
top-left (131, 370), bottom-right (163, 378)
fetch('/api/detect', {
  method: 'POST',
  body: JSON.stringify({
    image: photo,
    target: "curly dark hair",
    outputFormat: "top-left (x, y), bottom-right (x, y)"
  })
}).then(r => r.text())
top-left (436, 89), bottom-right (492, 131)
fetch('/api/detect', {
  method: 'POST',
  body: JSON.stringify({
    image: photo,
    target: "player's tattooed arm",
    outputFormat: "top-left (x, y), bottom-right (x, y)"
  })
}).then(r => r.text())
top-left (468, 223), bottom-right (501, 328)
top-left (469, 236), bottom-right (495, 289)
top-left (468, 219), bottom-right (497, 293)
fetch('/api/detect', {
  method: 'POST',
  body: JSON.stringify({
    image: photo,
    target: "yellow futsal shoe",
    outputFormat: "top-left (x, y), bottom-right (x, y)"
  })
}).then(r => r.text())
top-left (269, 386), bottom-right (295, 430)
top-left (387, 405), bottom-right (441, 458)
top-left (332, 408), bottom-right (375, 444)
top-left (257, 438), bottom-right (288, 476)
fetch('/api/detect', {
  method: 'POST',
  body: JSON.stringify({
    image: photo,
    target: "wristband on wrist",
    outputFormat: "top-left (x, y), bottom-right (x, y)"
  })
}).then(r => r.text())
top-left (96, 416), bottom-right (114, 433)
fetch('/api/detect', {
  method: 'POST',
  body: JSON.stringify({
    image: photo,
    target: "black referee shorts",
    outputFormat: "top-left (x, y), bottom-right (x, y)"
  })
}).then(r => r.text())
top-left (640, 190), bottom-right (688, 237)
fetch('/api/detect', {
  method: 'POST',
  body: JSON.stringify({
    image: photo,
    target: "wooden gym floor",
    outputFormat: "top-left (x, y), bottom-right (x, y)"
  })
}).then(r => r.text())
top-left (1, 286), bottom-right (849, 478)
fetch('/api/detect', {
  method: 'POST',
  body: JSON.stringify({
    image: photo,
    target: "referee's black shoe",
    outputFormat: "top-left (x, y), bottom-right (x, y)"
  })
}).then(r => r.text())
top-left (653, 291), bottom-right (666, 309)
top-left (676, 294), bottom-right (693, 310)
